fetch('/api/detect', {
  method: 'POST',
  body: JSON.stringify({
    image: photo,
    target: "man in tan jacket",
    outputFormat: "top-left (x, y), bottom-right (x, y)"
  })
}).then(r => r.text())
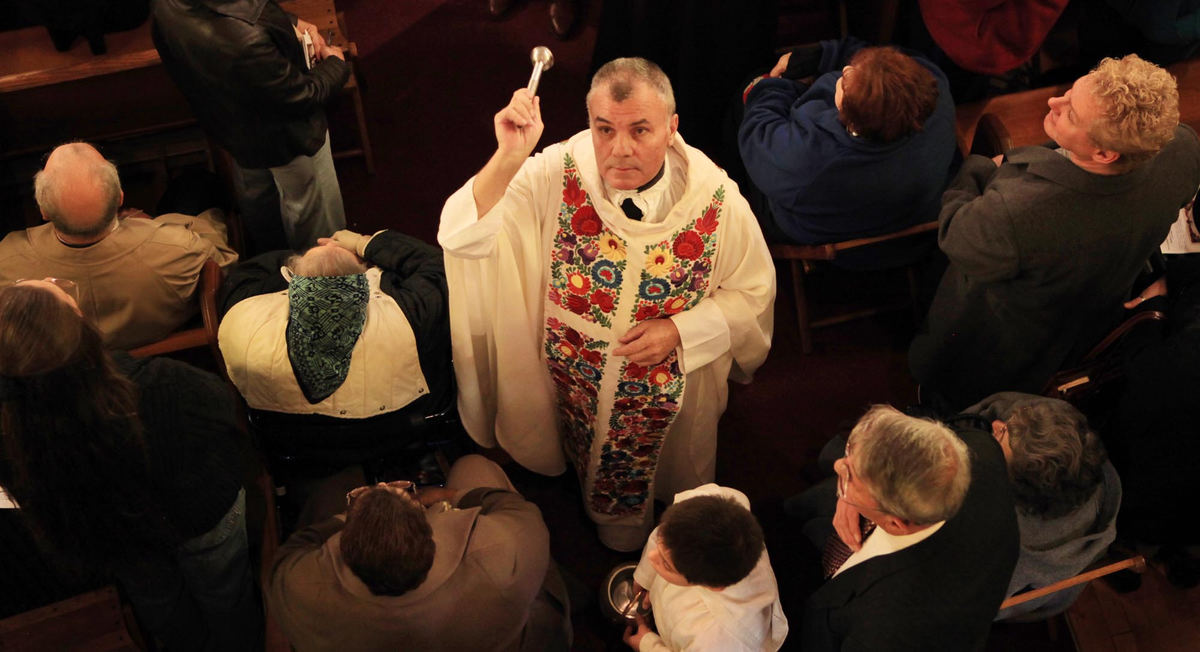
top-left (267, 455), bottom-right (571, 652)
top-left (0, 142), bottom-right (237, 350)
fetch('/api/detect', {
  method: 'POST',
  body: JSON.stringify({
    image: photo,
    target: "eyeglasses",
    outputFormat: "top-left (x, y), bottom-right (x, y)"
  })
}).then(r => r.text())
top-left (14, 277), bottom-right (79, 302)
top-left (346, 480), bottom-right (417, 511)
top-left (835, 444), bottom-right (878, 513)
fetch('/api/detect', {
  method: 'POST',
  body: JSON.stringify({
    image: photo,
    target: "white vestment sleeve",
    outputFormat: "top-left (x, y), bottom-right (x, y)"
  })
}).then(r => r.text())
top-left (670, 190), bottom-right (774, 379)
top-left (438, 145), bottom-right (569, 475)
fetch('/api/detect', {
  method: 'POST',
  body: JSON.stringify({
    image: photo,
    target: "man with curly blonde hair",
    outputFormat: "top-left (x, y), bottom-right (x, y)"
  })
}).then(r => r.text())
top-left (911, 54), bottom-right (1200, 411)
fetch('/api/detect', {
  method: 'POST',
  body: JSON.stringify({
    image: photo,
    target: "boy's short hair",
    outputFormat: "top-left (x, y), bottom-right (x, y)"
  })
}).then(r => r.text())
top-left (658, 495), bottom-right (764, 588)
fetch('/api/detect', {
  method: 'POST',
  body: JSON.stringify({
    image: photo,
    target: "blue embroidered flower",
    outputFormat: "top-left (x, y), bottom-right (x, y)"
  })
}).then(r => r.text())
top-left (618, 381), bottom-right (650, 396)
top-left (638, 278), bottom-right (671, 301)
top-left (577, 363), bottom-right (601, 381)
top-left (591, 260), bottom-right (623, 288)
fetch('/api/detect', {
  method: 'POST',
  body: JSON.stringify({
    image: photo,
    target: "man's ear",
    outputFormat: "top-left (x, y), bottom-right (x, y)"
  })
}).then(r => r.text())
top-left (118, 190), bottom-right (125, 209)
top-left (1091, 148), bottom-right (1121, 166)
top-left (40, 209), bottom-right (50, 223)
top-left (882, 514), bottom-right (920, 534)
top-left (670, 113), bottom-right (679, 135)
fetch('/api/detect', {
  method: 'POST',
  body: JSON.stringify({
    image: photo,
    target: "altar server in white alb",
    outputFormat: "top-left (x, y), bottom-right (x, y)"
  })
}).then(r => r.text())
top-left (627, 484), bottom-right (789, 651)
top-left (439, 57), bottom-right (775, 551)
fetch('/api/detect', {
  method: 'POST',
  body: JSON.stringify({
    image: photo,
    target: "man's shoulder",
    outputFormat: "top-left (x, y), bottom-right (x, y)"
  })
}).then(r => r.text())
top-left (0, 225), bottom-right (43, 257)
top-left (132, 216), bottom-right (216, 253)
top-left (1152, 124), bottom-right (1200, 169)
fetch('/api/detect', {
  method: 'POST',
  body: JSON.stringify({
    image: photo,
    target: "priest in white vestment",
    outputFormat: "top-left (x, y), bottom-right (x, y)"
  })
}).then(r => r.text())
top-left (439, 57), bottom-right (775, 551)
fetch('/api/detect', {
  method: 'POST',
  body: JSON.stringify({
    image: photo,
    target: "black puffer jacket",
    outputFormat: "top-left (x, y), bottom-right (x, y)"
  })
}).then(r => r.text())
top-left (151, 0), bottom-right (350, 169)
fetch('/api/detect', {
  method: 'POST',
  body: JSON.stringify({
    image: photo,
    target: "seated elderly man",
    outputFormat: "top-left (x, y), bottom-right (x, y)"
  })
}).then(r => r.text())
top-left (738, 37), bottom-right (957, 266)
top-left (266, 455), bottom-right (570, 651)
top-left (218, 229), bottom-right (451, 418)
top-left (964, 393), bottom-right (1119, 620)
top-left (788, 405), bottom-right (1018, 651)
top-left (0, 142), bottom-right (237, 350)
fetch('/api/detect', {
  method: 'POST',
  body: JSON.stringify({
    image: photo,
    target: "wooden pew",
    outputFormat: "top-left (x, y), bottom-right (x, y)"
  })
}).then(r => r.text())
top-left (0, 0), bottom-right (371, 172)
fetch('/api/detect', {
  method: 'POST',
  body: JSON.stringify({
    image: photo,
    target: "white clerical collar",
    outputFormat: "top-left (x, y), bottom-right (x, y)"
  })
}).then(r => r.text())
top-left (605, 159), bottom-right (672, 224)
top-left (834, 519), bottom-right (946, 577)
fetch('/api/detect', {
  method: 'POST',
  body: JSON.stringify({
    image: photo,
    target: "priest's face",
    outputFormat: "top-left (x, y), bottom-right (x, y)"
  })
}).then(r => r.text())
top-left (588, 80), bottom-right (679, 190)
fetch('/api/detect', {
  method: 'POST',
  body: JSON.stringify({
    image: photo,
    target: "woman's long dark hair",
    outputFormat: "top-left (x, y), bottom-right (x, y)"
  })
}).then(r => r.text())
top-left (0, 285), bottom-right (179, 569)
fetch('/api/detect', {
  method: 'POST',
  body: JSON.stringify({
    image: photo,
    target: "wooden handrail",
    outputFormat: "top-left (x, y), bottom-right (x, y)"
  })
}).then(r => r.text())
top-left (998, 555), bottom-right (1146, 611)
top-left (769, 221), bottom-right (939, 261)
top-left (128, 259), bottom-right (224, 365)
top-left (1081, 310), bottom-right (1166, 363)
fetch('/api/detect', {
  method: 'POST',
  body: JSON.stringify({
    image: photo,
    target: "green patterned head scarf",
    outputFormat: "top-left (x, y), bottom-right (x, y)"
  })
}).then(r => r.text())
top-left (286, 273), bottom-right (370, 404)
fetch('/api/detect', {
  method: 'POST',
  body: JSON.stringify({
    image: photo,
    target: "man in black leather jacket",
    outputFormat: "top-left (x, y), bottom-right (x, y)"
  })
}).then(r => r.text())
top-left (151, 0), bottom-right (351, 253)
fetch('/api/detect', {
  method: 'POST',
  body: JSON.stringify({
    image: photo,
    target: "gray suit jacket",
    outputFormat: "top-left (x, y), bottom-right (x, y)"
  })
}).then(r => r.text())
top-left (910, 125), bottom-right (1200, 410)
top-left (267, 488), bottom-right (558, 652)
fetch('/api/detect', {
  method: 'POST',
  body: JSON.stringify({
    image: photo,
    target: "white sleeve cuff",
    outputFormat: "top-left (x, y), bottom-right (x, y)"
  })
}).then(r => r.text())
top-left (437, 176), bottom-right (505, 259)
top-left (670, 298), bottom-right (730, 374)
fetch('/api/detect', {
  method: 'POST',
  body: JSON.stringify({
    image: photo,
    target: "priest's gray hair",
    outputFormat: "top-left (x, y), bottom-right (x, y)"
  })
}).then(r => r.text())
top-left (848, 405), bottom-right (971, 525)
top-left (588, 57), bottom-right (676, 116)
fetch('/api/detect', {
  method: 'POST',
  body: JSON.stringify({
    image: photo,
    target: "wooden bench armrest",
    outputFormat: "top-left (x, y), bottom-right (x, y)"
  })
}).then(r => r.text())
top-left (768, 221), bottom-right (939, 261)
top-left (998, 555), bottom-right (1146, 611)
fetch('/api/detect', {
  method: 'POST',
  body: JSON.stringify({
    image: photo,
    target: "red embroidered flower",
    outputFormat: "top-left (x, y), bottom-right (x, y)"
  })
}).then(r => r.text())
top-left (570, 205), bottom-right (602, 236)
top-left (615, 396), bottom-right (644, 411)
top-left (635, 303), bottom-right (660, 321)
top-left (566, 271), bottom-right (591, 295)
top-left (549, 367), bottom-right (570, 386)
top-left (566, 294), bottom-right (590, 315)
top-left (563, 175), bottom-right (586, 208)
top-left (647, 366), bottom-right (673, 386)
top-left (581, 348), bottom-right (603, 366)
top-left (663, 295), bottom-right (689, 315)
top-left (564, 327), bottom-right (583, 347)
top-left (590, 289), bottom-right (614, 312)
top-left (673, 230), bottom-right (704, 260)
top-left (642, 406), bottom-right (673, 420)
top-left (547, 287), bottom-right (561, 304)
top-left (625, 363), bottom-right (648, 380)
top-left (623, 479), bottom-right (648, 494)
top-left (696, 206), bottom-right (719, 234)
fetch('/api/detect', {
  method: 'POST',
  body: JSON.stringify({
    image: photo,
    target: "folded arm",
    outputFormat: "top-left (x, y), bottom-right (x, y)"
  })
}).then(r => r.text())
top-left (937, 156), bottom-right (1021, 282)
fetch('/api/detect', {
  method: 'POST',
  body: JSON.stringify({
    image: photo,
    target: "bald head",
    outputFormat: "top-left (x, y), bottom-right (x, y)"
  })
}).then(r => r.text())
top-left (290, 242), bottom-right (369, 277)
top-left (34, 143), bottom-right (123, 241)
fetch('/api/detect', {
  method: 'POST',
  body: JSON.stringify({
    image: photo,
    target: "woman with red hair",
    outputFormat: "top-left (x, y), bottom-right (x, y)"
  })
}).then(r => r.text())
top-left (739, 38), bottom-right (958, 267)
